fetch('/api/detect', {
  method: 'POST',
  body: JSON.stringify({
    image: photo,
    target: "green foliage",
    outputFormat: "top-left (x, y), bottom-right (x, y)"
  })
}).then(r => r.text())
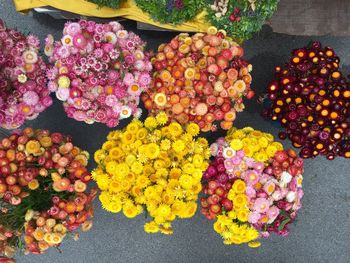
top-left (88, 0), bottom-right (124, 9)
top-left (0, 174), bottom-right (73, 231)
top-left (135, 0), bottom-right (205, 25)
top-left (206, 0), bottom-right (279, 41)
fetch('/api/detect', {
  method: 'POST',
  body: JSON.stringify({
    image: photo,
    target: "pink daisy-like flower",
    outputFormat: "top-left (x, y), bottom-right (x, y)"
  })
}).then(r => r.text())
top-left (93, 48), bottom-right (104, 58)
top-left (48, 81), bottom-right (58, 92)
top-left (56, 87), bottom-right (70, 101)
top-left (93, 34), bottom-right (102, 43)
top-left (79, 19), bottom-right (88, 28)
top-left (266, 206), bottom-right (280, 223)
top-left (109, 49), bottom-right (120, 60)
top-left (95, 24), bottom-right (104, 34)
top-left (106, 118), bottom-right (118, 128)
top-left (104, 32), bottom-right (117, 44)
top-left (57, 46), bottom-right (70, 59)
top-left (116, 30), bottom-right (128, 39)
top-left (242, 170), bottom-right (259, 185)
top-left (14, 56), bottom-right (25, 66)
top-left (245, 185), bottom-right (256, 198)
top-left (93, 61), bottom-right (103, 72)
top-left (248, 212), bottom-right (261, 224)
top-left (16, 41), bottom-right (26, 52)
top-left (41, 96), bottom-right (53, 107)
top-left (105, 94), bottom-right (117, 107)
top-left (109, 21), bottom-right (122, 32)
top-left (124, 54), bottom-right (135, 65)
top-left (22, 91), bottom-right (39, 105)
top-left (80, 98), bottom-right (92, 110)
top-left (108, 70), bottom-right (119, 81)
top-left (45, 34), bottom-right (54, 46)
top-left (94, 109), bottom-right (107, 122)
top-left (134, 60), bottom-right (145, 72)
top-left (123, 72), bottom-right (134, 86)
top-left (46, 68), bottom-right (58, 80)
top-left (26, 35), bottom-right (40, 48)
top-left (73, 110), bottom-right (88, 121)
top-left (253, 198), bottom-right (270, 213)
top-left (126, 40), bottom-right (135, 49)
top-left (23, 50), bottom-right (38, 64)
top-left (138, 72), bottom-right (151, 86)
top-left (65, 22), bottom-right (82, 36)
top-left (5, 38), bottom-right (14, 48)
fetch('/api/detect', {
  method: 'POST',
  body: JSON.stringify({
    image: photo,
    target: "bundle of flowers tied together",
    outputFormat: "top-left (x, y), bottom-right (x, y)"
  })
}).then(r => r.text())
top-left (0, 19), bottom-right (52, 129)
top-left (93, 112), bottom-right (210, 234)
top-left (262, 41), bottom-right (350, 160)
top-left (142, 27), bottom-right (254, 132)
top-left (45, 20), bottom-right (152, 127)
top-left (0, 129), bottom-right (96, 261)
top-left (201, 127), bottom-right (304, 247)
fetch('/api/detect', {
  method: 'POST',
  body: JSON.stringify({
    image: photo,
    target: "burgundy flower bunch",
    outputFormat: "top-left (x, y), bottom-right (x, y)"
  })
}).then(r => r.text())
top-left (262, 41), bottom-right (350, 159)
top-left (0, 20), bottom-right (52, 129)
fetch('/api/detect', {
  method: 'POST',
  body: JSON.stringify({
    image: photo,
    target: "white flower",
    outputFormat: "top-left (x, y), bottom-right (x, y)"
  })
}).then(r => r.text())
top-left (56, 87), bottom-right (70, 101)
top-left (272, 190), bottom-right (282, 201)
top-left (104, 32), bottom-right (117, 44)
top-left (279, 171), bottom-right (292, 187)
top-left (85, 119), bottom-right (95, 124)
top-left (286, 191), bottom-right (297, 203)
top-left (248, 64), bottom-right (253, 72)
top-left (223, 147), bottom-right (235, 158)
top-left (296, 175), bottom-right (303, 187)
top-left (17, 74), bottom-right (27, 83)
top-left (61, 35), bottom-right (73, 46)
top-left (119, 106), bottom-right (132, 119)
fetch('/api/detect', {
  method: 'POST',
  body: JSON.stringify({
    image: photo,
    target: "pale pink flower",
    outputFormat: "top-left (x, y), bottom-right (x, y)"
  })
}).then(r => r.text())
top-left (248, 212), bottom-right (261, 224)
top-left (22, 91), bottom-right (39, 105)
top-left (253, 198), bottom-right (270, 213)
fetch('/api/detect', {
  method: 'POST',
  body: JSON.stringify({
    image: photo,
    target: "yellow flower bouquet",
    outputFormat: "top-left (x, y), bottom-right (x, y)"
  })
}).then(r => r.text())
top-left (93, 112), bottom-right (210, 234)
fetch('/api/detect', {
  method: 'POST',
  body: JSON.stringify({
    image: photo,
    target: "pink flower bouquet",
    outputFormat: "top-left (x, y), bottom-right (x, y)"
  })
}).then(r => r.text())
top-left (0, 19), bottom-right (52, 129)
top-left (45, 20), bottom-right (152, 127)
top-left (201, 127), bottom-right (304, 247)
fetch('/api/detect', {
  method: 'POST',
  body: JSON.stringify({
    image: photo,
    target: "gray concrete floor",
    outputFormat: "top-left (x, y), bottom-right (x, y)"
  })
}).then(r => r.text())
top-left (1, 0), bottom-right (350, 262)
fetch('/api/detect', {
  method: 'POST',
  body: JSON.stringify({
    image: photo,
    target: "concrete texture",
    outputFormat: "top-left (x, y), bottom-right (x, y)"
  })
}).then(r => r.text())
top-left (269, 0), bottom-right (350, 36)
top-left (1, 0), bottom-right (350, 262)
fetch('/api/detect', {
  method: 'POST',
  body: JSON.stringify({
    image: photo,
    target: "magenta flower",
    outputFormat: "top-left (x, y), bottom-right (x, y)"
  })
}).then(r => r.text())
top-left (0, 20), bottom-right (51, 129)
top-left (45, 19), bottom-right (152, 127)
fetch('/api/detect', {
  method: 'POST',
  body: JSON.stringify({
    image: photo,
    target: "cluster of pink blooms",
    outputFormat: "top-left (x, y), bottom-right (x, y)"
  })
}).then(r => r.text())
top-left (45, 20), bottom-right (152, 127)
top-left (0, 19), bottom-right (52, 129)
top-left (203, 137), bottom-right (304, 238)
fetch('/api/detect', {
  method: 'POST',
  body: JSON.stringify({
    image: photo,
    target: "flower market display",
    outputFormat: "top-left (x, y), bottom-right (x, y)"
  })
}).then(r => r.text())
top-left (135, 0), bottom-right (204, 25)
top-left (0, 19), bottom-right (53, 130)
top-left (0, 128), bottom-right (96, 261)
top-left (45, 20), bottom-right (152, 128)
top-left (206, 0), bottom-right (279, 41)
top-left (141, 28), bottom-right (254, 132)
top-left (262, 41), bottom-right (350, 160)
top-left (93, 112), bottom-right (210, 234)
top-left (201, 127), bottom-right (304, 247)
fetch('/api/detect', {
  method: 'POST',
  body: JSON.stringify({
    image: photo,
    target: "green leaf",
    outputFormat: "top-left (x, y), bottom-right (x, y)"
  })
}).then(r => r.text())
top-left (278, 217), bottom-right (291, 231)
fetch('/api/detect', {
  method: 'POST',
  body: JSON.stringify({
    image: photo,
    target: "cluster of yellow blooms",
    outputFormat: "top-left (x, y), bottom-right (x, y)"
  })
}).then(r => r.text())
top-left (226, 127), bottom-right (284, 163)
top-left (93, 112), bottom-right (210, 234)
top-left (213, 180), bottom-right (259, 246)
